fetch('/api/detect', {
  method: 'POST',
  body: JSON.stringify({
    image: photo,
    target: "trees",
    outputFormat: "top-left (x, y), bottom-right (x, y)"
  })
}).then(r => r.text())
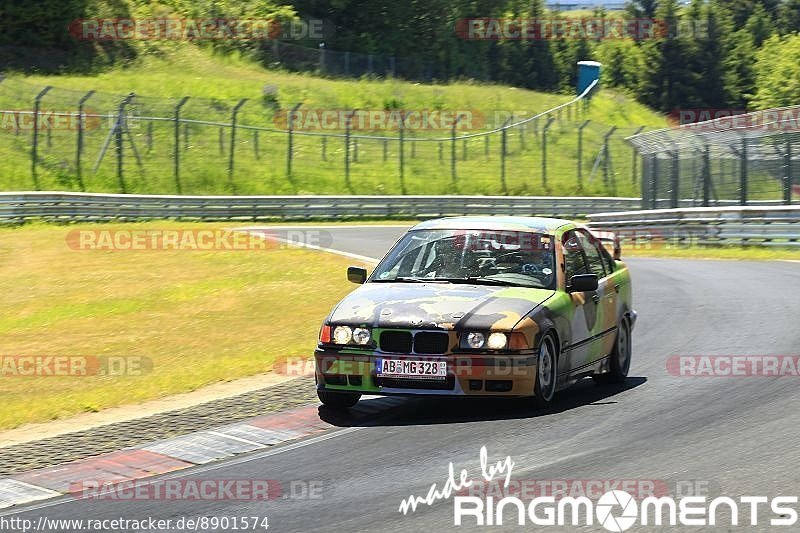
top-left (751, 34), bottom-right (800, 109)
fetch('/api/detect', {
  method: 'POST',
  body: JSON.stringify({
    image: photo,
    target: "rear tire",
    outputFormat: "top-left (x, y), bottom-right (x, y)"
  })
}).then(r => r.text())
top-left (593, 316), bottom-right (631, 385)
top-left (534, 333), bottom-right (558, 406)
top-left (317, 389), bottom-right (361, 409)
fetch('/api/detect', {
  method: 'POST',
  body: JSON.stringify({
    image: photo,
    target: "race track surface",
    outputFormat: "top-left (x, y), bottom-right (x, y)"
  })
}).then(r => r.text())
top-left (8, 226), bottom-right (800, 532)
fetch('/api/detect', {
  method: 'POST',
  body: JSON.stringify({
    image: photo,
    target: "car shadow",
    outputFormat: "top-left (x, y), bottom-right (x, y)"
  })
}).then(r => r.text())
top-left (318, 376), bottom-right (647, 427)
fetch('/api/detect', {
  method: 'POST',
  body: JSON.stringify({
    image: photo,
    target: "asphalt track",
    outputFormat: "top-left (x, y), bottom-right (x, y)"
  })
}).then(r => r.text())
top-left (8, 226), bottom-right (800, 532)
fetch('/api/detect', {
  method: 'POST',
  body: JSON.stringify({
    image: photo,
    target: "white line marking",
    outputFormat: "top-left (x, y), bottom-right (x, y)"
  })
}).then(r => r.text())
top-left (206, 431), bottom-right (267, 448)
top-left (235, 229), bottom-right (381, 263)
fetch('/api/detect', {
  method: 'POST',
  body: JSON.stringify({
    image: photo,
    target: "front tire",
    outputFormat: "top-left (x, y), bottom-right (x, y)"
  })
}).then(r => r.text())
top-left (594, 316), bottom-right (631, 384)
top-left (318, 389), bottom-right (361, 409)
top-left (534, 333), bottom-right (558, 405)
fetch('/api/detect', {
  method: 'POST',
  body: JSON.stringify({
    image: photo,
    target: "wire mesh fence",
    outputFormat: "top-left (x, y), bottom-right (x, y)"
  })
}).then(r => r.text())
top-left (628, 109), bottom-right (800, 208)
top-left (0, 77), bottom-right (651, 196)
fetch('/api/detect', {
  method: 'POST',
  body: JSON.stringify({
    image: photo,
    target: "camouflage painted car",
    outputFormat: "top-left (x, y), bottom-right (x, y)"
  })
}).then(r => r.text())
top-left (315, 216), bottom-right (636, 409)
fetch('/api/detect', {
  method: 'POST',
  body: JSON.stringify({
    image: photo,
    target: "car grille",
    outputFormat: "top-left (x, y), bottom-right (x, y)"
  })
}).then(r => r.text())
top-left (379, 330), bottom-right (450, 354)
top-left (379, 331), bottom-right (413, 353)
top-left (413, 332), bottom-right (449, 354)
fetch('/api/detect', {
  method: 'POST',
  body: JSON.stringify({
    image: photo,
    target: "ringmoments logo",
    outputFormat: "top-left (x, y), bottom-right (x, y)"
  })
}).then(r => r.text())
top-left (397, 447), bottom-right (800, 530)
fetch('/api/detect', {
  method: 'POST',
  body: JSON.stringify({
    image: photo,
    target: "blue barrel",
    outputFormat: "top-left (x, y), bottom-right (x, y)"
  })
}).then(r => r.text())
top-left (576, 61), bottom-right (601, 97)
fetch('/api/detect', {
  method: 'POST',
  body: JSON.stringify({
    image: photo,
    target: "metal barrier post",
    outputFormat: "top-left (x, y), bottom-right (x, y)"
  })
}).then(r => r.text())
top-left (344, 109), bottom-right (359, 191)
top-left (631, 126), bottom-right (645, 183)
top-left (577, 120), bottom-right (590, 192)
top-left (541, 117), bottom-right (555, 190)
top-left (451, 114), bottom-right (465, 186)
top-left (670, 150), bottom-right (680, 208)
top-left (500, 118), bottom-right (511, 195)
top-left (173, 96), bottom-right (189, 194)
top-left (740, 138), bottom-right (748, 206)
top-left (228, 98), bottom-right (248, 190)
top-left (702, 144), bottom-right (711, 207)
top-left (115, 93), bottom-right (135, 194)
top-left (399, 113), bottom-right (406, 194)
top-left (31, 86), bottom-right (53, 190)
top-left (785, 136), bottom-right (793, 205)
top-left (75, 90), bottom-right (95, 192)
top-left (287, 103), bottom-right (302, 179)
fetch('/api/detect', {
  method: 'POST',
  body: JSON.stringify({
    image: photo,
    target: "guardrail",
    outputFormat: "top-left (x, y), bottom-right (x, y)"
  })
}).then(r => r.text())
top-left (587, 205), bottom-right (800, 246)
top-left (0, 192), bottom-right (642, 223)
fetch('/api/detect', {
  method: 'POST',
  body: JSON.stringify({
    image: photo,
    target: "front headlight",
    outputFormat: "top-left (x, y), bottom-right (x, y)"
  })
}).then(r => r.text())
top-left (466, 332), bottom-right (485, 349)
top-left (333, 325), bottom-right (353, 345)
top-left (352, 327), bottom-right (371, 345)
top-left (487, 332), bottom-right (508, 350)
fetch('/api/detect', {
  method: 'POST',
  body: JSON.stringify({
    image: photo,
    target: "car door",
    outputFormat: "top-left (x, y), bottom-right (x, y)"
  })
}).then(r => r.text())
top-left (575, 229), bottom-right (617, 363)
top-left (561, 230), bottom-right (596, 371)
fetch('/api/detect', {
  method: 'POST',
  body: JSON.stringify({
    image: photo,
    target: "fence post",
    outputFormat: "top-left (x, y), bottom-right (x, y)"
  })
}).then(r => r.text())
top-left (669, 150), bottom-right (680, 208)
top-left (399, 112), bottom-right (407, 194)
top-left (344, 109), bottom-right (359, 191)
top-left (228, 98), bottom-right (248, 190)
top-left (702, 144), bottom-right (711, 207)
top-left (75, 90), bottom-right (95, 192)
top-left (577, 120), bottom-right (590, 193)
top-left (500, 118), bottom-right (511, 195)
top-left (641, 154), bottom-right (650, 208)
top-left (739, 138), bottom-right (748, 206)
top-left (784, 136), bottom-right (793, 205)
top-left (115, 93), bottom-right (135, 194)
top-left (602, 126), bottom-right (618, 194)
top-left (286, 103), bottom-right (302, 179)
top-left (541, 117), bottom-right (555, 191)
top-left (31, 86), bottom-right (52, 190)
top-left (451, 114), bottom-right (465, 186)
top-left (173, 96), bottom-right (189, 194)
top-left (631, 126), bottom-right (645, 183)
top-left (651, 156), bottom-right (659, 209)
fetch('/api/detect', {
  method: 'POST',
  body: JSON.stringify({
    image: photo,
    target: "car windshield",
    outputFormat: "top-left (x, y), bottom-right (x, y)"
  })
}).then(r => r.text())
top-left (370, 229), bottom-right (556, 289)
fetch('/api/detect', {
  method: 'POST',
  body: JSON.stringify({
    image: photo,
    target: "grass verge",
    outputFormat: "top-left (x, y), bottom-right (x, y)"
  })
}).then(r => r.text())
top-left (0, 221), bottom-right (368, 429)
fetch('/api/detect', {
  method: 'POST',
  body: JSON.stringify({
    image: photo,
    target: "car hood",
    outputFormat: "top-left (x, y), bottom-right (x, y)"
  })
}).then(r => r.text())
top-left (328, 282), bottom-right (555, 331)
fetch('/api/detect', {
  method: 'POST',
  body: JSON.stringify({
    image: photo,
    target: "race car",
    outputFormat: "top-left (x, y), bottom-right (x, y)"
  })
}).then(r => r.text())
top-left (314, 216), bottom-right (636, 409)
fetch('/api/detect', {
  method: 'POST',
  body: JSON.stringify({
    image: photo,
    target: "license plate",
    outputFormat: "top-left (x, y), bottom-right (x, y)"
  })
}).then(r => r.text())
top-left (376, 358), bottom-right (447, 379)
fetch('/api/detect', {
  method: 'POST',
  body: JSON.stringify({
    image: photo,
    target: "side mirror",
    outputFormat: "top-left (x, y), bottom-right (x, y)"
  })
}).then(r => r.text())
top-left (568, 274), bottom-right (598, 293)
top-left (347, 266), bottom-right (367, 284)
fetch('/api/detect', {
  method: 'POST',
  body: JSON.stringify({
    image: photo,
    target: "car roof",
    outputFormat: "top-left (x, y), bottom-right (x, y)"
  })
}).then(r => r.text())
top-left (410, 216), bottom-right (576, 234)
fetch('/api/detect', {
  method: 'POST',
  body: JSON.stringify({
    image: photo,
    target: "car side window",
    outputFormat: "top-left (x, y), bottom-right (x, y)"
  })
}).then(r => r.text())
top-left (562, 231), bottom-right (588, 280)
top-left (576, 230), bottom-right (607, 279)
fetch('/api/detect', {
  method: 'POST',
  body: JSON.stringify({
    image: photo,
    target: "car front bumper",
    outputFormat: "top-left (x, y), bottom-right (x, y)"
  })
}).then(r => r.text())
top-left (314, 349), bottom-right (538, 397)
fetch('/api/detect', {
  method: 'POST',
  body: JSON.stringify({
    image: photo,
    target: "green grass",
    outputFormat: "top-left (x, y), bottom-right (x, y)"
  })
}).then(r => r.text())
top-left (0, 46), bottom-right (668, 196)
top-left (0, 221), bottom-right (369, 429)
top-left (624, 244), bottom-right (800, 261)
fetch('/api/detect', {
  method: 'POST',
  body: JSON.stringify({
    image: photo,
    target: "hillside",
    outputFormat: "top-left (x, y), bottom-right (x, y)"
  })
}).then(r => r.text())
top-left (0, 47), bottom-right (668, 196)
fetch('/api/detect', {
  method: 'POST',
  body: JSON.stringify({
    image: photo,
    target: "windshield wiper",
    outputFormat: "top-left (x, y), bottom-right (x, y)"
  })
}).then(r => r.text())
top-left (372, 276), bottom-right (447, 283)
top-left (428, 276), bottom-right (518, 286)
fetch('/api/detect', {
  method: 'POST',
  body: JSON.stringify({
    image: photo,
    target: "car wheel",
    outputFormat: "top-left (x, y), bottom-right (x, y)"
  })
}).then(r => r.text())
top-left (594, 316), bottom-right (631, 384)
top-left (534, 333), bottom-right (558, 405)
top-left (318, 389), bottom-right (361, 409)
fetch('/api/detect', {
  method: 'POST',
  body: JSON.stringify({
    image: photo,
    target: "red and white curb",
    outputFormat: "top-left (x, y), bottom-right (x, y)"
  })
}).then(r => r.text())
top-left (0, 397), bottom-right (401, 510)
